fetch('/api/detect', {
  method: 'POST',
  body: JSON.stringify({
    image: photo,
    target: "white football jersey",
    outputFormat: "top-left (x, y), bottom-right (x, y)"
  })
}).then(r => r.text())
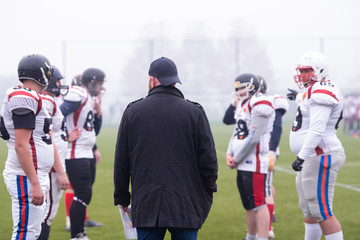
top-left (230, 93), bottom-right (275, 173)
top-left (289, 81), bottom-right (344, 159)
top-left (41, 94), bottom-right (67, 169)
top-left (64, 86), bottom-right (96, 159)
top-left (1, 86), bottom-right (54, 175)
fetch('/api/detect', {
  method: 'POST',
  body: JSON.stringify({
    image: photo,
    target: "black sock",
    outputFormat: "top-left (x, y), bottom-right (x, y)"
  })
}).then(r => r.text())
top-left (70, 201), bottom-right (86, 238)
top-left (37, 222), bottom-right (50, 240)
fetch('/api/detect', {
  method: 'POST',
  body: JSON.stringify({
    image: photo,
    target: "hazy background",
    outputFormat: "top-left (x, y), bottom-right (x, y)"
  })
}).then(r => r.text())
top-left (1, 0), bottom-right (360, 123)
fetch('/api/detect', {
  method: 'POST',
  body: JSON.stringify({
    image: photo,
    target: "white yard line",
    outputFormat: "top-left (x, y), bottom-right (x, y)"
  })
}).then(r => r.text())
top-left (217, 149), bottom-right (360, 193)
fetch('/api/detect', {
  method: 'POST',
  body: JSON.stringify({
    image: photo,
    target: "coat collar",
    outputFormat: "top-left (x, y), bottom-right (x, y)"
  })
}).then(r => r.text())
top-left (147, 85), bottom-right (184, 99)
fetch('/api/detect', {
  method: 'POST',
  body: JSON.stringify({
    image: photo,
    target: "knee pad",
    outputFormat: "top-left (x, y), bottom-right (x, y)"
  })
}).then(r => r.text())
top-left (73, 196), bottom-right (88, 207)
top-left (74, 187), bottom-right (92, 205)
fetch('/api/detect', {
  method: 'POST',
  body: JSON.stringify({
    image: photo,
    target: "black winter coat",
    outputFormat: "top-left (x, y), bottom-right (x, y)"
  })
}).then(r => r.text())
top-left (114, 86), bottom-right (218, 229)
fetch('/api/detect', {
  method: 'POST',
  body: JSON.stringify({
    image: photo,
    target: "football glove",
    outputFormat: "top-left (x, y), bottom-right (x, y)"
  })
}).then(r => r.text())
top-left (292, 156), bottom-right (304, 171)
top-left (268, 150), bottom-right (276, 172)
top-left (287, 88), bottom-right (298, 101)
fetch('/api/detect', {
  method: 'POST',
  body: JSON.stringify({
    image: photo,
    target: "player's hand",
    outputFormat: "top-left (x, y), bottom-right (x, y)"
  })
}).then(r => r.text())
top-left (231, 97), bottom-right (240, 107)
top-left (226, 154), bottom-right (237, 169)
top-left (292, 156), bottom-right (304, 171)
top-left (93, 148), bottom-right (102, 164)
top-left (30, 182), bottom-right (44, 206)
top-left (57, 172), bottom-right (70, 190)
top-left (121, 205), bottom-right (129, 213)
top-left (268, 150), bottom-right (276, 172)
top-left (68, 126), bottom-right (82, 142)
top-left (94, 95), bottom-right (102, 117)
top-left (287, 88), bottom-right (298, 101)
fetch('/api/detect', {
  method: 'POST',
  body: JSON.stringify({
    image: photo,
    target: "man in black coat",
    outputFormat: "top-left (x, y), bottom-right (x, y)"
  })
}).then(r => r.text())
top-left (113, 57), bottom-right (218, 240)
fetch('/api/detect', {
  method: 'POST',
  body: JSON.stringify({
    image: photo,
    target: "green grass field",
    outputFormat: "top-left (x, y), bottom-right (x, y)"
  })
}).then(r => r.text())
top-left (0, 123), bottom-right (359, 240)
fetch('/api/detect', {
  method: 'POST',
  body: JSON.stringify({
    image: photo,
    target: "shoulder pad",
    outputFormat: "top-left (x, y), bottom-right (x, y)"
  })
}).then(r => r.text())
top-left (250, 95), bottom-right (274, 118)
top-left (310, 82), bottom-right (341, 106)
top-left (273, 95), bottom-right (289, 112)
top-left (187, 99), bottom-right (204, 110)
top-left (63, 89), bottom-right (82, 102)
top-left (7, 88), bottom-right (39, 115)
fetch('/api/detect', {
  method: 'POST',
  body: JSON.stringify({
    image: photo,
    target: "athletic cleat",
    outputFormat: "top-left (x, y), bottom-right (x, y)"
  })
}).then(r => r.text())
top-left (70, 232), bottom-right (90, 240)
top-left (269, 227), bottom-right (275, 239)
top-left (66, 216), bottom-right (71, 231)
top-left (272, 213), bottom-right (277, 222)
top-left (84, 219), bottom-right (103, 227)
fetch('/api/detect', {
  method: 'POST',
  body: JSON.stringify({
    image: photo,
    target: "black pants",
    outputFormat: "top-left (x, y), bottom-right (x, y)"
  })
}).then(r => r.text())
top-left (66, 158), bottom-right (96, 237)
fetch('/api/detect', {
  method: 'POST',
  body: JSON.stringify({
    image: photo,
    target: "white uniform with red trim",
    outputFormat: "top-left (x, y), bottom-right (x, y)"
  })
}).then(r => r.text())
top-left (290, 80), bottom-right (346, 222)
top-left (229, 93), bottom-right (275, 173)
top-left (1, 87), bottom-right (54, 175)
top-left (1, 86), bottom-right (54, 240)
top-left (289, 81), bottom-right (344, 158)
top-left (64, 86), bottom-right (96, 159)
top-left (40, 94), bottom-right (68, 225)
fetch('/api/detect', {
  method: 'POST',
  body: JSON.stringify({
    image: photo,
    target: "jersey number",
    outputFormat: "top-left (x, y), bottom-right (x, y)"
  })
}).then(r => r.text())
top-left (292, 106), bottom-right (303, 132)
top-left (234, 119), bottom-right (249, 139)
top-left (83, 111), bottom-right (94, 132)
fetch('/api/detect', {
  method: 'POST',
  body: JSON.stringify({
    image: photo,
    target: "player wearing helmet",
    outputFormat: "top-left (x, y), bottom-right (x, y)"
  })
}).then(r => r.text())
top-left (290, 52), bottom-right (345, 240)
top-left (63, 74), bottom-right (104, 233)
top-left (226, 73), bottom-right (275, 240)
top-left (60, 68), bottom-right (105, 240)
top-left (1, 54), bottom-right (69, 239)
top-left (37, 66), bottom-right (70, 240)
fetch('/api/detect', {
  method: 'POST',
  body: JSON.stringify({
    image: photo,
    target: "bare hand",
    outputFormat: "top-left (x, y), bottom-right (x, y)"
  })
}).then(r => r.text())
top-left (68, 126), bottom-right (82, 142)
top-left (268, 150), bottom-right (276, 172)
top-left (226, 154), bottom-right (237, 169)
top-left (57, 172), bottom-right (70, 190)
top-left (94, 95), bottom-right (102, 117)
top-left (93, 148), bottom-right (102, 164)
top-left (31, 183), bottom-right (44, 206)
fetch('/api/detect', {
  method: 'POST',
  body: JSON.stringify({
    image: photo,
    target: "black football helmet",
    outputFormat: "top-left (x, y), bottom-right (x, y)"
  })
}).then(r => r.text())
top-left (46, 65), bottom-right (69, 96)
top-left (258, 75), bottom-right (267, 94)
top-left (81, 68), bottom-right (106, 96)
top-left (18, 54), bottom-right (53, 87)
top-left (233, 73), bottom-right (259, 101)
top-left (71, 74), bottom-right (82, 86)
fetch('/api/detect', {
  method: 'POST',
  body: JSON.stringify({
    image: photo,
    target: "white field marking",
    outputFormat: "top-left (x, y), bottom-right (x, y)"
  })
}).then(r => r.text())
top-left (275, 166), bottom-right (360, 193)
top-left (216, 149), bottom-right (360, 193)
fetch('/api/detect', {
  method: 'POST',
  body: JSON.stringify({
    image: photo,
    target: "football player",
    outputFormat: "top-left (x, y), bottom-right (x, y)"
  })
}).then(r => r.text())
top-left (1, 54), bottom-right (68, 240)
top-left (290, 52), bottom-right (345, 240)
top-left (226, 73), bottom-right (275, 240)
top-left (60, 68), bottom-right (105, 240)
top-left (37, 65), bottom-right (70, 240)
top-left (258, 76), bottom-right (289, 239)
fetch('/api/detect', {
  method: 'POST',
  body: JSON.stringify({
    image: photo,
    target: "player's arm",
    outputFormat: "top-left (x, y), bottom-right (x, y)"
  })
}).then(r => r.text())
top-left (60, 100), bottom-right (81, 117)
top-left (233, 115), bottom-right (268, 163)
top-left (223, 104), bottom-right (236, 125)
top-left (13, 109), bottom-right (44, 206)
top-left (269, 109), bottom-right (286, 151)
top-left (226, 129), bottom-right (237, 169)
top-left (50, 131), bottom-right (69, 190)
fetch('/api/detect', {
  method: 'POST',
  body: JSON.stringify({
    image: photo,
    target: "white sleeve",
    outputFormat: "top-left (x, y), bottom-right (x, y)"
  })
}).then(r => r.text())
top-left (297, 103), bottom-right (332, 160)
top-left (63, 89), bottom-right (82, 102)
top-left (8, 95), bottom-right (38, 114)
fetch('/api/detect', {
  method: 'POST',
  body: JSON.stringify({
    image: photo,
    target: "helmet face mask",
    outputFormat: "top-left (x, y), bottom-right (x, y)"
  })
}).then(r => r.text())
top-left (46, 65), bottom-right (69, 97)
top-left (294, 52), bottom-right (329, 89)
top-left (233, 73), bottom-right (259, 101)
